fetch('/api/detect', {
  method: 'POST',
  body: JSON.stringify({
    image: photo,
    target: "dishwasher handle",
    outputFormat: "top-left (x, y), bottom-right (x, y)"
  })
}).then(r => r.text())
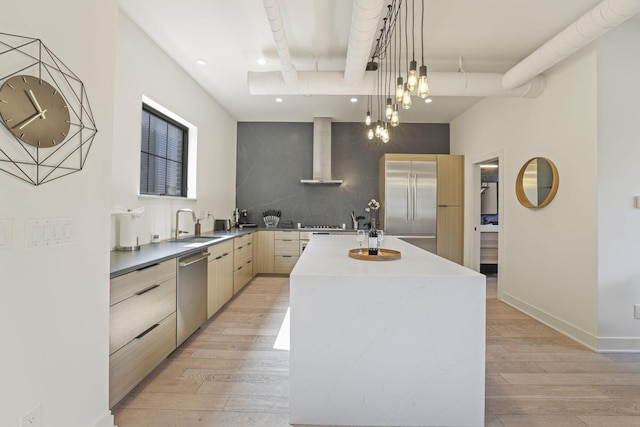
top-left (179, 252), bottom-right (210, 267)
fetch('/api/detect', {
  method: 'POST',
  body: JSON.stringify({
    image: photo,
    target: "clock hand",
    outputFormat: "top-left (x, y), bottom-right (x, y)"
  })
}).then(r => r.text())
top-left (16, 109), bottom-right (48, 130)
top-left (27, 89), bottom-right (46, 119)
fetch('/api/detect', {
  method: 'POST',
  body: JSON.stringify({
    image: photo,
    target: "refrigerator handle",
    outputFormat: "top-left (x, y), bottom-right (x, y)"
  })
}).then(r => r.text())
top-left (413, 173), bottom-right (418, 220)
top-left (407, 173), bottom-right (411, 221)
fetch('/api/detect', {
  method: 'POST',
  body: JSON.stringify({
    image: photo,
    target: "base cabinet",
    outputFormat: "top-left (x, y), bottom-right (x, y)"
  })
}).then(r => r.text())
top-left (255, 231), bottom-right (275, 274)
top-left (274, 231), bottom-right (300, 274)
top-left (233, 233), bottom-right (254, 293)
top-left (109, 312), bottom-right (176, 408)
top-left (109, 259), bottom-right (177, 408)
top-left (207, 240), bottom-right (234, 318)
top-left (480, 231), bottom-right (498, 264)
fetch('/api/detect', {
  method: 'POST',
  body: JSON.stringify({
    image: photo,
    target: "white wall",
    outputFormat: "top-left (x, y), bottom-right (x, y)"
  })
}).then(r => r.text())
top-left (596, 20), bottom-right (640, 350)
top-left (451, 48), bottom-right (600, 349)
top-left (0, 1), bottom-right (117, 426)
top-left (111, 12), bottom-right (238, 247)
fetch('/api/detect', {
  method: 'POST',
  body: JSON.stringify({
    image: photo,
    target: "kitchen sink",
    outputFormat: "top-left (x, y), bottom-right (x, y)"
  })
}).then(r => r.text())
top-left (172, 236), bottom-right (224, 247)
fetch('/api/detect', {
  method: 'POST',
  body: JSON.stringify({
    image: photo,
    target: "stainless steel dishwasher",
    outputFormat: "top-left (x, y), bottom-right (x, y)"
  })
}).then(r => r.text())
top-left (177, 250), bottom-right (209, 346)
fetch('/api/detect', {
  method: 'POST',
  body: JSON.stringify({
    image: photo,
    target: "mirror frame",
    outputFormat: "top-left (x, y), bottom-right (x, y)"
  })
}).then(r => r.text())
top-left (515, 157), bottom-right (559, 208)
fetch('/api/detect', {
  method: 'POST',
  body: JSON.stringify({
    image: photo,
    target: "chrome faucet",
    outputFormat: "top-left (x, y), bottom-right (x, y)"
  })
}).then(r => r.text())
top-left (175, 208), bottom-right (197, 240)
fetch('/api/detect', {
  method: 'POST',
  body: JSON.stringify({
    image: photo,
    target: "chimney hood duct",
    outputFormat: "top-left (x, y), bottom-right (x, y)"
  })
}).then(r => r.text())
top-left (301, 118), bottom-right (342, 185)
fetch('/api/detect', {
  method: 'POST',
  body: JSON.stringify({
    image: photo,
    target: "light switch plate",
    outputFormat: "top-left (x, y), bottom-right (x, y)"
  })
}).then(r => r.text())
top-left (26, 218), bottom-right (74, 249)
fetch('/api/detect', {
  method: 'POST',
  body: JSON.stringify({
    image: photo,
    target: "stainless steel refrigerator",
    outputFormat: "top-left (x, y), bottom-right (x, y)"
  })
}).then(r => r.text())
top-left (382, 159), bottom-right (437, 253)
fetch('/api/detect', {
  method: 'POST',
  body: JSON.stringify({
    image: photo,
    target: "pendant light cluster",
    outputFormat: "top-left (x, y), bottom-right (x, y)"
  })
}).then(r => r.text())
top-left (364, 0), bottom-right (429, 143)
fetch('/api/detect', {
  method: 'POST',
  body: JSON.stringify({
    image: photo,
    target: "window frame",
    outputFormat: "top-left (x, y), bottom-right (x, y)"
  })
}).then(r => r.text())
top-left (139, 96), bottom-right (198, 199)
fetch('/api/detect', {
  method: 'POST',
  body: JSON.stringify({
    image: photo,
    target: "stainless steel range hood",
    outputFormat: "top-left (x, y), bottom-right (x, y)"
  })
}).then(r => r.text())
top-left (300, 117), bottom-right (342, 185)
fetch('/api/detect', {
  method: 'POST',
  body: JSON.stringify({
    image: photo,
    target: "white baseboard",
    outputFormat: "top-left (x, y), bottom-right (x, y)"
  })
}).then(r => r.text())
top-left (501, 292), bottom-right (640, 352)
top-left (90, 410), bottom-right (114, 427)
top-left (500, 292), bottom-right (599, 351)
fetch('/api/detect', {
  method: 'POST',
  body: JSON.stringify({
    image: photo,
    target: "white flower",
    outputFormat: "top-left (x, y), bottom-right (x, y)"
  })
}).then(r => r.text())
top-left (365, 198), bottom-right (380, 212)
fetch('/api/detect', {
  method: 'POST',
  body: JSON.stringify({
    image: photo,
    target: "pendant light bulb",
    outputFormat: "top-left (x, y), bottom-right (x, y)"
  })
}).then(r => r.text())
top-left (391, 104), bottom-right (400, 127)
top-left (382, 123), bottom-right (390, 143)
top-left (385, 98), bottom-right (393, 120)
top-left (396, 77), bottom-right (404, 103)
top-left (402, 83), bottom-right (412, 109)
top-left (365, 111), bottom-right (372, 126)
top-left (407, 60), bottom-right (418, 91)
top-left (375, 120), bottom-right (382, 137)
top-left (417, 65), bottom-right (429, 98)
top-left (367, 127), bottom-right (374, 140)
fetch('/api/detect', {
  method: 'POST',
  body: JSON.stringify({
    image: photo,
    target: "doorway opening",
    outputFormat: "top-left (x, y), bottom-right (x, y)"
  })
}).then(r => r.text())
top-left (470, 152), bottom-right (502, 299)
top-left (479, 160), bottom-right (499, 297)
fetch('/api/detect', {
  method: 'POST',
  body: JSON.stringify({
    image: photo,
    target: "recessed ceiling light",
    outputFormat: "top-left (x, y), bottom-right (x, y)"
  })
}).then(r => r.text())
top-left (424, 97), bottom-right (433, 103)
top-left (196, 59), bottom-right (207, 66)
top-left (275, 97), bottom-right (283, 103)
top-left (257, 58), bottom-right (268, 65)
top-left (350, 97), bottom-right (358, 103)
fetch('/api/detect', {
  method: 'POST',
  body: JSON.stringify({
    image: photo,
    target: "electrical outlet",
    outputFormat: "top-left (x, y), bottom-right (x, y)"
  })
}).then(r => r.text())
top-left (634, 304), bottom-right (640, 319)
top-left (21, 406), bottom-right (41, 427)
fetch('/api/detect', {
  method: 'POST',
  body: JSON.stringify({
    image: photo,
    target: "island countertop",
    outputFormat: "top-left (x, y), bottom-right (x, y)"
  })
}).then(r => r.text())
top-left (289, 235), bottom-right (486, 427)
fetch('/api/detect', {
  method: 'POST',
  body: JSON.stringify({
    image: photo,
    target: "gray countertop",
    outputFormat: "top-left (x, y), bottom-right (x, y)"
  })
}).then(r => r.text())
top-left (110, 229), bottom-right (254, 278)
top-left (110, 227), bottom-right (357, 278)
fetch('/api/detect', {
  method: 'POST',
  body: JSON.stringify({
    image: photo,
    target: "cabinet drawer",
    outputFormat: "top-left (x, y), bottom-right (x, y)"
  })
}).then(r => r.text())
top-left (109, 277), bottom-right (176, 355)
top-left (480, 248), bottom-right (498, 264)
top-left (274, 230), bottom-right (299, 241)
top-left (274, 254), bottom-right (299, 274)
top-left (233, 261), bottom-right (253, 293)
top-left (234, 246), bottom-right (252, 271)
top-left (275, 239), bottom-right (300, 255)
top-left (110, 259), bottom-right (176, 306)
top-left (480, 232), bottom-right (498, 248)
top-left (208, 240), bottom-right (234, 261)
top-left (109, 311), bottom-right (176, 408)
top-left (234, 233), bottom-right (253, 249)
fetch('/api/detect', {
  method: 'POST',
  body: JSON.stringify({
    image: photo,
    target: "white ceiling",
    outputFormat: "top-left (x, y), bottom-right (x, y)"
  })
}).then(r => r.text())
top-left (119, 0), bottom-right (603, 123)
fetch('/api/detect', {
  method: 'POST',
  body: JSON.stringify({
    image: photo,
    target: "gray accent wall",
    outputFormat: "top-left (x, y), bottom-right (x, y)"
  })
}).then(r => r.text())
top-left (236, 122), bottom-right (449, 228)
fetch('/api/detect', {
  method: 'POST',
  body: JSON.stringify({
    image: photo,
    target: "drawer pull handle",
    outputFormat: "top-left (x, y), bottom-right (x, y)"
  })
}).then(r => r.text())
top-left (135, 284), bottom-right (160, 296)
top-left (247, 260), bottom-right (252, 264)
top-left (237, 245), bottom-right (244, 249)
top-left (223, 252), bottom-right (230, 256)
top-left (238, 266), bottom-right (243, 270)
top-left (135, 263), bottom-right (159, 272)
top-left (215, 255), bottom-right (223, 260)
top-left (282, 255), bottom-right (292, 258)
top-left (135, 323), bottom-right (159, 340)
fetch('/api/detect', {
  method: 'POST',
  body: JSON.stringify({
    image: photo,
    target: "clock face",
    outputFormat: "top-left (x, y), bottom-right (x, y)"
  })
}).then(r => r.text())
top-left (0, 75), bottom-right (71, 147)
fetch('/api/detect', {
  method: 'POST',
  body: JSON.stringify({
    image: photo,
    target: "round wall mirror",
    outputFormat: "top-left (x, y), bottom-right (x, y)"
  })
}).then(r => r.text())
top-left (515, 157), bottom-right (559, 208)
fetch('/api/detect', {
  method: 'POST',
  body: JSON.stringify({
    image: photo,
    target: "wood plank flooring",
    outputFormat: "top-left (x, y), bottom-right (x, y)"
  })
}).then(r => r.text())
top-left (113, 275), bottom-right (640, 427)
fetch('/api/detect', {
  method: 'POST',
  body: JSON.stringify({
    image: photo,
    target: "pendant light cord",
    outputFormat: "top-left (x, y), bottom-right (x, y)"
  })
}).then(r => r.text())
top-left (421, 0), bottom-right (424, 64)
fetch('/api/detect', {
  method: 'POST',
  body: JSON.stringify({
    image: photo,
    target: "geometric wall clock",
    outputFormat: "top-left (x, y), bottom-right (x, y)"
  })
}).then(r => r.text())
top-left (0, 32), bottom-right (98, 185)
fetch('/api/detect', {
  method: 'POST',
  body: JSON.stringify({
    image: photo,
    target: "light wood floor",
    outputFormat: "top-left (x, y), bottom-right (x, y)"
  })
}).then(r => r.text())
top-left (113, 275), bottom-right (640, 427)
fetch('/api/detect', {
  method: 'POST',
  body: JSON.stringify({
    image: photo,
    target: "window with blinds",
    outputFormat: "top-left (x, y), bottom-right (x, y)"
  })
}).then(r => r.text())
top-left (140, 105), bottom-right (188, 196)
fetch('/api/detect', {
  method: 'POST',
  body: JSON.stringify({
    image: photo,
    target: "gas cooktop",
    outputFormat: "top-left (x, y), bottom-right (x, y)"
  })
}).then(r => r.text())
top-left (298, 224), bottom-right (345, 230)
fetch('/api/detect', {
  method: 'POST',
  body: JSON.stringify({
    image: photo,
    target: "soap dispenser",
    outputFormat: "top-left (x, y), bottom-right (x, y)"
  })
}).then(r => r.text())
top-left (195, 219), bottom-right (201, 236)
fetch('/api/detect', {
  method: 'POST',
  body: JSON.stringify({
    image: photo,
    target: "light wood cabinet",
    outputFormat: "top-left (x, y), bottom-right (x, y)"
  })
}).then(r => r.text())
top-left (274, 230), bottom-right (300, 274)
top-left (109, 260), bottom-right (177, 408)
top-left (109, 312), bottom-right (176, 408)
top-left (436, 154), bottom-right (464, 264)
top-left (233, 233), bottom-right (254, 294)
top-left (254, 231), bottom-right (275, 274)
top-left (207, 240), bottom-right (234, 318)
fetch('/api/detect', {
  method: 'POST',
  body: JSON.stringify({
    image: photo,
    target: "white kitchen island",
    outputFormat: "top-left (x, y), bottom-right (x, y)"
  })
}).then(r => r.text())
top-left (289, 235), bottom-right (486, 427)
